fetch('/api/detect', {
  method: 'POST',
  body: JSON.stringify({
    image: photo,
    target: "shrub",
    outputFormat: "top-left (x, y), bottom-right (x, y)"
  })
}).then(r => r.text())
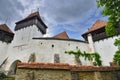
top-left (113, 38), bottom-right (120, 65)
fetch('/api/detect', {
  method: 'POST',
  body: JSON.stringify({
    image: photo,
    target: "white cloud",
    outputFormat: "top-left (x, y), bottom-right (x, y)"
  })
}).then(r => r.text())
top-left (17, 0), bottom-right (45, 18)
top-left (38, 0), bottom-right (99, 37)
top-left (0, 0), bottom-right (107, 39)
top-left (40, 0), bottom-right (97, 23)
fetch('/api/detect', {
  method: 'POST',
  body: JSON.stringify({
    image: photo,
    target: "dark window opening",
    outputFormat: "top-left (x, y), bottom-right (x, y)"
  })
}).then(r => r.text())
top-left (52, 44), bottom-right (54, 48)
top-left (76, 46), bottom-right (78, 49)
top-left (54, 54), bottom-right (60, 63)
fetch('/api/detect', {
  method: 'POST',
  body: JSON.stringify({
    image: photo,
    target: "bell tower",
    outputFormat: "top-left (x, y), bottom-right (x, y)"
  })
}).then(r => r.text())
top-left (13, 12), bottom-right (47, 44)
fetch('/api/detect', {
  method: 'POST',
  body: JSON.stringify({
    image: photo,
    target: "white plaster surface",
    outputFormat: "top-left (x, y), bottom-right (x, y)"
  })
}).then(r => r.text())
top-left (5, 38), bottom-right (89, 71)
top-left (2, 24), bottom-right (89, 72)
top-left (1, 23), bottom-right (120, 73)
top-left (0, 41), bottom-right (9, 64)
top-left (94, 36), bottom-right (119, 65)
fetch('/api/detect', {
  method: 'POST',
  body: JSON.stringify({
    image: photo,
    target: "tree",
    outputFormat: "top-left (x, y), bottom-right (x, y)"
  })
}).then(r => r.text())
top-left (96, 0), bottom-right (120, 36)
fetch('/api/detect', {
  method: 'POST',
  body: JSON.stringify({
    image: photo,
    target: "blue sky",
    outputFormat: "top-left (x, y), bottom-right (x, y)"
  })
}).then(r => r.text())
top-left (0, 0), bottom-right (108, 40)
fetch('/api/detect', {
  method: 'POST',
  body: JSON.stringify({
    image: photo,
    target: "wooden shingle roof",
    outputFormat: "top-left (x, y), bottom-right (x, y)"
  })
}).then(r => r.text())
top-left (0, 24), bottom-right (13, 34)
top-left (16, 12), bottom-right (47, 28)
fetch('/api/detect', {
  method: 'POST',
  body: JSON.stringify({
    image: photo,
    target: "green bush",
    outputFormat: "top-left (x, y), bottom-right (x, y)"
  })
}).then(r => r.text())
top-left (113, 38), bottom-right (120, 65)
top-left (0, 73), bottom-right (7, 78)
top-left (0, 73), bottom-right (15, 80)
top-left (113, 50), bottom-right (120, 65)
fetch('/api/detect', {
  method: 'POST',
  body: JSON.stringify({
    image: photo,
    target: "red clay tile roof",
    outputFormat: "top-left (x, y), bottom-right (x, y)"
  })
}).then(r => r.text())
top-left (53, 31), bottom-right (69, 39)
top-left (89, 20), bottom-right (107, 32)
top-left (83, 20), bottom-right (107, 35)
top-left (18, 62), bottom-right (120, 71)
top-left (18, 62), bottom-right (70, 70)
top-left (0, 24), bottom-right (13, 34)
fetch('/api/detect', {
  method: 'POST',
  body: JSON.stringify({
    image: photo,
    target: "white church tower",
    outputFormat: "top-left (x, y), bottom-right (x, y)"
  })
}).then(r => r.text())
top-left (4, 12), bottom-right (47, 74)
top-left (12, 12), bottom-right (47, 45)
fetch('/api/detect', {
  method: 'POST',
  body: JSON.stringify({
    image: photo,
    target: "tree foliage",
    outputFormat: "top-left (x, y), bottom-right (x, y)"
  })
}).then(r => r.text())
top-left (96, 0), bottom-right (120, 36)
top-left (105, 22), bottom-right (117, 36)
top-left (65, 50), bottom-right (102, 66)
top-left (113, 38), bottom-right (120, 65)
top-left (114, 38), bottom-right (120, 49)
top-left (0, 73), bottom-right (7, 78)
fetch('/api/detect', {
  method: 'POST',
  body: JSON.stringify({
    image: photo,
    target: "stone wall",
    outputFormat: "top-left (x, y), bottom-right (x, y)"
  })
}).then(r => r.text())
top-left (16, 63), bottom-right (71, 80)
top-left (16, 69), bottom-right (71, 80)
top-left (72, 66), bottom-right (120, 80)
top-left (78, 72), bottom-right (95, 80)
top-left (15, 62), bottom-right (120, 80)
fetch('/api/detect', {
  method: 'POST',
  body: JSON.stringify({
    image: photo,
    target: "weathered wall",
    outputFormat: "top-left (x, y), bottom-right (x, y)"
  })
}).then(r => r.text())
top-left (78, 72), bottom-right (96, 80)
top-left (16, 69), bottom-right (120, 80)
top-left (15, 63), bottom-right (120, 80)
top-left (16, 69), bottom-right (71, 80)
top-left (16, 63), bottom-right (71, 80)
top-left (12, 25), bottom-right (43, 45)
top-left (0, 41), bottom-right (9, 64)
top-left (77, 71), bottom-right (120, 80)
top-left (94, 35), bottom-right (119, 66)
top-left (3, 23), bottom-right (89, 73)
top-left (5, 37), bottom-right (89, 72)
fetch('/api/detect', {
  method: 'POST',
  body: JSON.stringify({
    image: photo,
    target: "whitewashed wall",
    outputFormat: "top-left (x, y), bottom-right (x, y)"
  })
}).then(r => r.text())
top-left (0, 41), bottom-right (9, 64)
top-left (12, 25), bottom-right (43, 45)
top-left (5, 38), bottom-right (89, 71)
top-left (94, 35), bottom-right (120, 66)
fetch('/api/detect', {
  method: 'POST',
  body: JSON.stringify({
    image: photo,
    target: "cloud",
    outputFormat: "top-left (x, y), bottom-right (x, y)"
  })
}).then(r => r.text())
top-left (0, 0), bottom-right (107, 39)
top-left (0, 0), bottom-right (24, 30)
top-left (39, 0), bottom-right (100, 38)
top-left (17, 0), bottom-right (107, 39)
top-left (40, 0), bottom-right (97, 23)
top-left (17, 0), bottom-right (44, 18)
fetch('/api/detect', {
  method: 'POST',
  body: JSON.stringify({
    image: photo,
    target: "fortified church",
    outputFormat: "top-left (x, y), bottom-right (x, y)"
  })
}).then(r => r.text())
top-left (0, 12), bottom-right (120, 75)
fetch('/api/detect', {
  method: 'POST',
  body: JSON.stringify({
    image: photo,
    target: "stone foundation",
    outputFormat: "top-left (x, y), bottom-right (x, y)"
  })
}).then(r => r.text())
top-left (15, 62), bottom-right (120, 80)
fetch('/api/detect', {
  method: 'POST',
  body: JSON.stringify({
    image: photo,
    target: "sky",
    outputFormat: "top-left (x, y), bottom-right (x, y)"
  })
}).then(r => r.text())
top-left (0, 0), bottom-right (108, 40)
